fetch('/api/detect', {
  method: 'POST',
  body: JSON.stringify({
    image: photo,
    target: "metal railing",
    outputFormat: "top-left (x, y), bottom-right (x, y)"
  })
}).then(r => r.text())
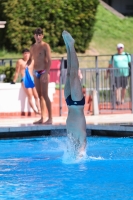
top-left (59, 54), bottom-right (133, 115)
top-left (0, 54), bottom-right (133, 115)
top-left (81, 68), bottom-right (131, 110)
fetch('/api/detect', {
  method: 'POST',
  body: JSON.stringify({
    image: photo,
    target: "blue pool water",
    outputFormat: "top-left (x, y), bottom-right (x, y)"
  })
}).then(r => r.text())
top-left (0, 136), bottom-right (133, 200)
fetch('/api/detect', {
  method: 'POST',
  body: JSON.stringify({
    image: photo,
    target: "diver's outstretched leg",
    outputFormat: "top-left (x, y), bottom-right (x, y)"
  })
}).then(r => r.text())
top-left (62, 31), bottom-right (71, 99)
top-left (63, 31), bottom-right (83, 101)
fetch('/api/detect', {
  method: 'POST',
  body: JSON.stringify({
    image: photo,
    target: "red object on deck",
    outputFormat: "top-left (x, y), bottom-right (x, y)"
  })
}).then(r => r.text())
top-left (50, 60), bottom-right (61, 83)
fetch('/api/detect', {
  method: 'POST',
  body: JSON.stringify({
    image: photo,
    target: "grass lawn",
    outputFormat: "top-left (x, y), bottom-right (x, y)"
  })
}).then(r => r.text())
top-left (89, 4), bottom-right (133, 55)
top-left (0, 49), bottom-right (21, 59)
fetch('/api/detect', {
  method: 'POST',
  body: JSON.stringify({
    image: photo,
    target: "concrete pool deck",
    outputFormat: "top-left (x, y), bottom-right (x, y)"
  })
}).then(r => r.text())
top-left (1, 113), bottom-right (133, 138)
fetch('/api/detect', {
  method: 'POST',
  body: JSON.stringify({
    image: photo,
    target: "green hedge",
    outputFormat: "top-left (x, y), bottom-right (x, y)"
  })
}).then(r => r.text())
top-left (0, 66), bottom-right (15, 82)
top-left (0, 0), bottom-right (99, 53)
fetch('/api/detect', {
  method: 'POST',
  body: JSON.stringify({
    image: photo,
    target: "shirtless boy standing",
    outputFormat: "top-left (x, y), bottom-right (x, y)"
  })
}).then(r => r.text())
top-left (29, 28), bottom-right (52, 124)
top-left (12, 49), bottom-right (40, 114)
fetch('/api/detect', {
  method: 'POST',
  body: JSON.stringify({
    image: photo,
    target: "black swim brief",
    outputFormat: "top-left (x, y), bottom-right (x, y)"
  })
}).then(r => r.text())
top-left (66, 95), bottom-right (85, 106)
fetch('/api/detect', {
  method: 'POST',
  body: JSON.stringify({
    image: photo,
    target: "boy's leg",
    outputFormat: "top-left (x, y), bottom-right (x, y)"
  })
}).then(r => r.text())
top-left (22, 83), bottom-right (38, 113)
top-left (33, 76), bottom-right (44, 124)
top-left (40, 73), bottom-right (52, 124)
top-left (32, 87), bottom-right (41, 114)
top-left (121, 76), bottom-right (127, 103)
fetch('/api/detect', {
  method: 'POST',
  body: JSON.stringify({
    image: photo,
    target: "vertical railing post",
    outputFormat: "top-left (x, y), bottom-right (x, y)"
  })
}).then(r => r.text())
top-left (2, 59), bottom-right (4, 65)
top-left (10, 59), bottom-right (12, 79)
top-left (95, 56), bottom-right (99, 101)
top-left (112, 56), bottom-right (116, 109)
top-left (59, 57), bottom-right (64, 116)
top-left (131, 54), bottom-right (133, 113)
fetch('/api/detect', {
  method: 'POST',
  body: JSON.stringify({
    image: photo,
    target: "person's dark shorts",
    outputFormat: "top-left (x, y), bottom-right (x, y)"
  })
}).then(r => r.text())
top-left (115, 76), bottom-right (128, 89)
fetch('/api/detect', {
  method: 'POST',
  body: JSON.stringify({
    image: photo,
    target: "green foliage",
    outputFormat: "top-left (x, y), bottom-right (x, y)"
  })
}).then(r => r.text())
top-left (55, 84), bottom-right (65, 90)
top-left (0, 0), bottom-right (99, 53)
top-left (0, 67), bottom-right (4, 74)
top-left (0, 66), bottom-right (15, 82)
top-left (99, 90), bottom-right (111, 102)
top-left (0, 49), bottom-right (21, 59)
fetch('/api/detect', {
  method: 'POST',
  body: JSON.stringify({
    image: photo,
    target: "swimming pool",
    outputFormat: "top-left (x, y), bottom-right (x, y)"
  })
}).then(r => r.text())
top-left (0, 136), bottom-right (133, 200)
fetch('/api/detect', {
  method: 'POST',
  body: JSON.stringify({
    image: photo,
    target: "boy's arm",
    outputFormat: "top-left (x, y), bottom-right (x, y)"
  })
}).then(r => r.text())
top-left (12, 60), bottom-right (21, 83)
top-left (45, 43), bottom-right (51, 73)
top-left (128, 54), bottom-right (131, 63)
top-left (27, 46), bottom-right (33, 66)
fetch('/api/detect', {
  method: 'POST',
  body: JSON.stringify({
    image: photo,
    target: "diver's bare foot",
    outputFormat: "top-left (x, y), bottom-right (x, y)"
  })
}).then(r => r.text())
top-left (62, 32), bottom-right (68, 49)
top-left (42, 118), bottom-right (52, 125)
top-left (62, 30), bottom-right (75, 46)
top-left (33, 118), bottom-right (43, 124)
top-left (62, 31), bottom-right (71, 61)
top-left (62, 31), bottom-right (71, 74)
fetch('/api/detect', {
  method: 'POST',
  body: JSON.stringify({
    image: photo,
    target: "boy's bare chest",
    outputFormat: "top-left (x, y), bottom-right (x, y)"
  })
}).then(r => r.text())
top-left (33, 47), bottom-right (46, 59)
top-left (21, 60), bottom-right (27, 70)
